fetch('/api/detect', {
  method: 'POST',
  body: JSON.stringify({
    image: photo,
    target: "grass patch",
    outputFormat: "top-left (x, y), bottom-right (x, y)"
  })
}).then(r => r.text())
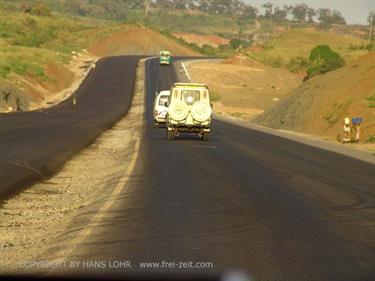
top-left (230, 112), bottom-right (245, 118)
top-left (248, 28), bottom-right (367, 69)
top-left (210, 90), bottom-right (221, 102)
top-left (367, 135), bottom-right (375, 143)
top-left (366, 93), bottom-right (375, 108)
top-left (323, 99), bottom-right (352, 127)
top-left (127, 9), bottom-right (256, 37)
top-left (0, 3), bottom-right (127, 84)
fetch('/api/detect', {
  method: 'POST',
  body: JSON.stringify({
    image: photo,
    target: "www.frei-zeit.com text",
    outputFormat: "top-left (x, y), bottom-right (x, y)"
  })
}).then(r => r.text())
top-left (15, 260), bottom-right (214, 270)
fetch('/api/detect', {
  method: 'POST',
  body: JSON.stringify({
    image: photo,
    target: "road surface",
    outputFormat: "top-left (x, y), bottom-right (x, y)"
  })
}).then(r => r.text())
top-left (45, 58), bottom-right (375, 281)
top-left (0, 56), bottom-right (142, 201)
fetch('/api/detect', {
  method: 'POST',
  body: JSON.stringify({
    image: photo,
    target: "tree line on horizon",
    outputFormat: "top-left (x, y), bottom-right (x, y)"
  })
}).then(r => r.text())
top-left (154, 0), bottom-right (347, 25)
top-left (10, 0), bottom-right (352, 26)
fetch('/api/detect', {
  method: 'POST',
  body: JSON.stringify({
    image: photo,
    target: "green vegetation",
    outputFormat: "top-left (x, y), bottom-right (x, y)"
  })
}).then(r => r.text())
top-left (209, 90), bottom-right (220, 102)
top-left (0, 1), bottom-right (123, 81)
top-left (306, 45), bottom-right (345, 79)
top-left (248, 28), bottom-right (367, 71)
top-left (367, 135), bottom-right (375, 143)
top-left (156, 29), bottom-right (214, 56)
top-left (141, 9), bottom-right (254, 37)
top-left (0, 0), bottom-right (368, 85)
top-left (229, 38), bottom-right (252, 49)
top-left (366, 94), bottom-right (375, 108)
top-left (286, 56), bottom-right (310, 73)
top-left (11, 0), bottom-right (256, 38)
top-left (349, 43), bottom-right (375, 52)
top-left (20, 2), bottom-right (52, 16)
top-left (0, 56), bottom-right (49, 80)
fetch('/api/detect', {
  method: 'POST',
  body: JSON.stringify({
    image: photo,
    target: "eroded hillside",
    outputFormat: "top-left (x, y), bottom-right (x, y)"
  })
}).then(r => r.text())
top-left (254, 52), bottom-right (375, 143)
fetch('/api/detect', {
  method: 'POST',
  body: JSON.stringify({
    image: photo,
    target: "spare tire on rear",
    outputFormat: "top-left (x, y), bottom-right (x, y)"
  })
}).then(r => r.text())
top-left (168, 100), bottom-right (189, 121)
top-left (191, 101), bottom-right (212, 122)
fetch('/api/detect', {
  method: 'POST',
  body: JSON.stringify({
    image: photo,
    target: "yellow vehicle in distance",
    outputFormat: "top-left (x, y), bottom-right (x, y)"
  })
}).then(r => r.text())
top-left (159, 50), bottom-right (171, 65)
top-left (166, 83), bottom-right (212, 140)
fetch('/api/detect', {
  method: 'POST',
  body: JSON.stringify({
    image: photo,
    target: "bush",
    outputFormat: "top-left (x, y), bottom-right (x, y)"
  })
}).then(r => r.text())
top-left (287, 56), bottom-right (310, 72)
top-left (209, 91), bottom-right (220, 102)
top-left (229, 38), bottom-right (252, 50)
top-left (348, 43), bottom-right (374, 52)
top-left (30, 3), bottom-right (51, 17)
top-left (306, 45), bottom-right (345, 79)
top-left (266, 57), bottom-right (284, 68)
top-left (366, 44), bottom-right (374, 51)
top-left (13, 28), bottom-right (57, 47)
top-left (201, 44), bottom-right (217, 56)
top-left (366, 94), bottom-right (375, 108)
top-left (0, 58), bottom-right (49, 80)
top-left (229, 38), bottom-right (241, 49)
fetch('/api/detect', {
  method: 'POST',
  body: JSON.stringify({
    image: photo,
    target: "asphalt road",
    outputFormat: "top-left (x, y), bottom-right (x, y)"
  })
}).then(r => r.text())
top-left (0, 56), bottom-right (142, 201)
top-left (52, 58), bottom-right (375, 281)
top-left (1, 56), bottom-right (375, 280)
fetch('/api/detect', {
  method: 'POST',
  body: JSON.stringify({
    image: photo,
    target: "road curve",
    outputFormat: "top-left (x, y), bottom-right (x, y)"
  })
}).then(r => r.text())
top-left (50, 58), bottom-right (375, 281)
top-left (0, 56), bottom-right (143, 201)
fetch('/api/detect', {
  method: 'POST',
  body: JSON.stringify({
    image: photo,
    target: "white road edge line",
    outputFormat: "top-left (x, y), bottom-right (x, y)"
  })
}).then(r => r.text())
top-left (180, 61), bottom-right (191, 81)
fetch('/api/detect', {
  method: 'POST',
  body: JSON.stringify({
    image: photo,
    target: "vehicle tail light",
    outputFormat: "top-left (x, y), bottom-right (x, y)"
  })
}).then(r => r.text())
top-left (203, 90), bottom-right (208, 99)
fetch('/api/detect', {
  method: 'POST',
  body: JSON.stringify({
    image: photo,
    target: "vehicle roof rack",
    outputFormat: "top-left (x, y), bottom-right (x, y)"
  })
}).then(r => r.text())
top-left (160, 51), bottom-right (171, 55)
top-left (173, 83), bottom-right (208, 88)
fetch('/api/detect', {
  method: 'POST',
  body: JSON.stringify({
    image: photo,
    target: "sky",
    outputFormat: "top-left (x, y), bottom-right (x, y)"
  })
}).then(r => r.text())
top-left (244, 0), bottom-right (375, 25)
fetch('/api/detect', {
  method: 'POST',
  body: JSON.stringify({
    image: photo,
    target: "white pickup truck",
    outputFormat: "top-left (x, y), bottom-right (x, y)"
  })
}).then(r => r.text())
top-left (153, 90), bottom-right (171, 127)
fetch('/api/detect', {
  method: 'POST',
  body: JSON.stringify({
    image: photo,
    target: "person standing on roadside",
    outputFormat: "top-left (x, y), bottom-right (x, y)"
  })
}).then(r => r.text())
top-left (343, 117), bottom-right (351, 143)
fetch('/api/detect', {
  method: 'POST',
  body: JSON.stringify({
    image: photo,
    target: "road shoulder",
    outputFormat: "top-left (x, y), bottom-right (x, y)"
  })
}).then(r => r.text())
top-left (0, 59), bottom-right (146, 273)
top-left (178, 59), bottom-right (374, 164)
top-left (215, 113), bottom-right (375, 164)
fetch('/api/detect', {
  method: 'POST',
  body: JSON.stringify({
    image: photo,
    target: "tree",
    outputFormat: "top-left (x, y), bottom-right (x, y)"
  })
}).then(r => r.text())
top-left (229, 38), bottom-right (241, 49)
top-left (283, 4), bottom-right (293, 17)
top-left (368, 11), bottom-right (375, 42)
top-left (306, 7), bottom-right (316, 22)
top-left (156, 0), bottom-right (172, 9)
top-left (262, 2), bottom-right (273, 19)
top-left (240, 5), bottom-right (258, 20)
top-left (195, 0), bottom-right (211, 13)
top-left (331, 10), bottom-right (346, 25)
top-left (292, 3), bottom-right (308, 22)
top-left (317, 8), bottom-right (330, 23)
top-left (318, 8), bottom-right (346, 25)
top-left (273, 6), bottom-right (287, 21)
top-left (306, 45), bottom-right (345, 79)
top-left (368, 11), bottom-right (375, 23)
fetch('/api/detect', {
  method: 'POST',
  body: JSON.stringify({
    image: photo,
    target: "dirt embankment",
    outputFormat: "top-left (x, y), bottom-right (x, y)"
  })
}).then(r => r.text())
top-left (254, 52), bottom-right (375, 144)
top-left (89, 26), bottom-right (198, 57)
top-left (0, 51), bottom-right (96, 113)
top-left (187, 55), bottom-right (303, 120)
top-left (0, 25), bottom-right (198, 113)
top-left (172, 32), bottom-right (229, 47)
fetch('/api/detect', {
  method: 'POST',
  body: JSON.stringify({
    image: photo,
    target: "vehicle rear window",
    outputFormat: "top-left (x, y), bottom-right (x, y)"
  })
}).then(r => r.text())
top-left (181, 90), bottom-right (200, 105)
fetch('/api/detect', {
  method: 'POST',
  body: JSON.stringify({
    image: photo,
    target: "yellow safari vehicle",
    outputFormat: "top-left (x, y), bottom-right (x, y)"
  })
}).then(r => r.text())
top-left (159, 50), bottom-right (171, 65)
top-left (166, 83), bottom-right (212, 140)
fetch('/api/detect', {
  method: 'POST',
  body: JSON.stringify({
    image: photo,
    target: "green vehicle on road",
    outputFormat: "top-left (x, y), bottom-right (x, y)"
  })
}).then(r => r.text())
top-left (159, 50), bottom-right (171, 65)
